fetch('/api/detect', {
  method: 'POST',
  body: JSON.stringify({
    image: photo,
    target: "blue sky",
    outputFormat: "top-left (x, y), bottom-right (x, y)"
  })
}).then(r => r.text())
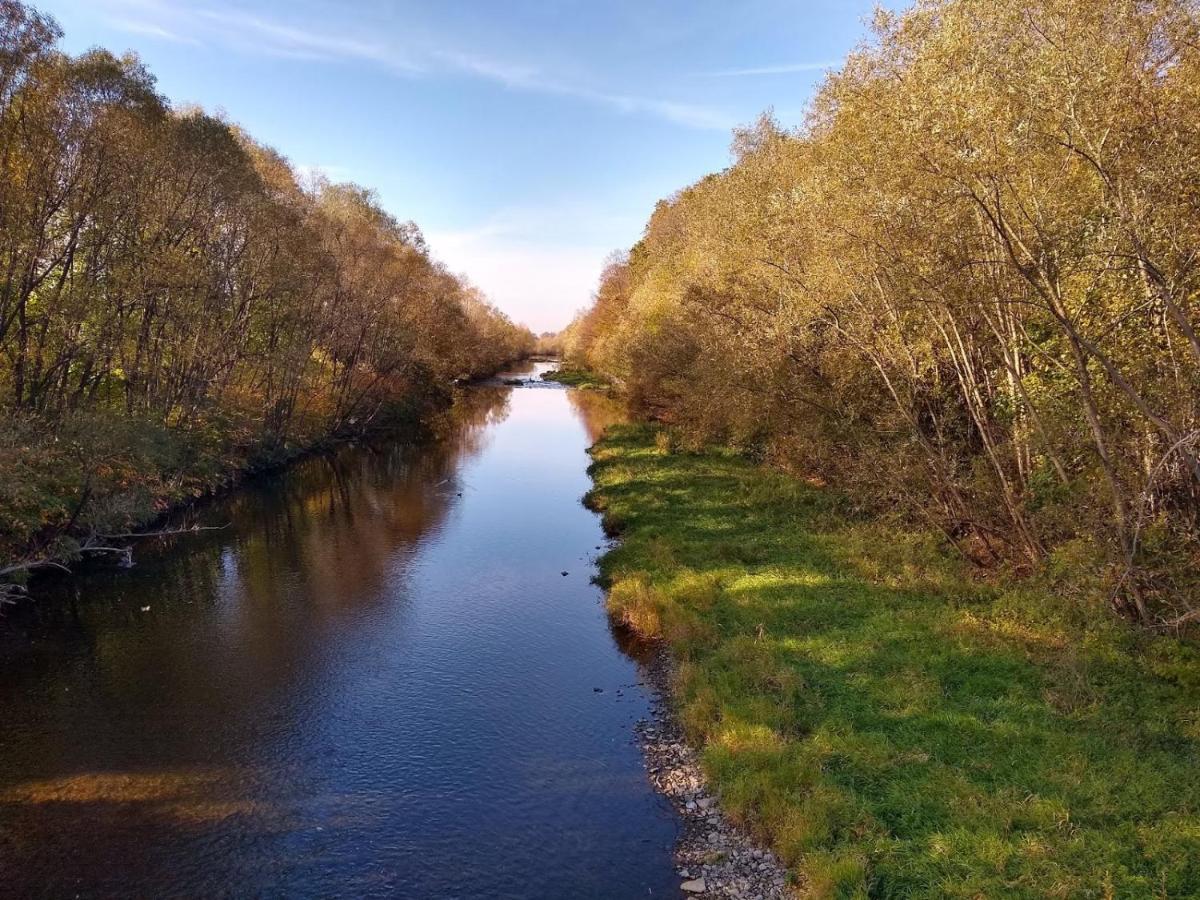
top-left (39, 0), bottom-right (885, 331)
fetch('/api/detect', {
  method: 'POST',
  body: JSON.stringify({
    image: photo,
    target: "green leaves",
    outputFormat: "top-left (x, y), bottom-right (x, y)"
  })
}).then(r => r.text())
top-left (569, 0), bottom-right (1200, 624)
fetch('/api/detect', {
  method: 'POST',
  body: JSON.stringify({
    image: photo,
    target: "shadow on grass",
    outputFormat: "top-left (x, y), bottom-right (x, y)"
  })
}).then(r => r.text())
top-left (590, 423), bottom-right (1200, 898)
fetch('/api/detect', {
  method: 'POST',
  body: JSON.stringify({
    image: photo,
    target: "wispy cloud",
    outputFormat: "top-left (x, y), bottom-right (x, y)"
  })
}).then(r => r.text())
top-left (190, 7), bottom-right (422, 69)
top-left (101, 17), bottom-right (202, 46)
top-left (558, 87), bottom-right (731, 130)
top-left (701, 61), bottom-right (837, 77)
top-left (95, 0), bottom-right (729, 130)
top-left (426, 47), bottom-right (731, 130)
top-left (428, 48), bottom-right (539, 88)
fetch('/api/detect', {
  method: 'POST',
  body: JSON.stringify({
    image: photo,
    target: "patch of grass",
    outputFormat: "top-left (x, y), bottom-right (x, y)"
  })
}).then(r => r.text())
top-left (589, 423), bottom-right (1200, 898)
top-left (542, 367), bottom-right (611, 390)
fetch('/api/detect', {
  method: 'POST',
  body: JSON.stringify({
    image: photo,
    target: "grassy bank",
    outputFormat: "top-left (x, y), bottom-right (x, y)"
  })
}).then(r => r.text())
top-left (0, 392), bottom-right (441, 595)
top-left (542, 367), bottom-right (611, 391)
top-left (587, 424), bottom-right (1200, 898)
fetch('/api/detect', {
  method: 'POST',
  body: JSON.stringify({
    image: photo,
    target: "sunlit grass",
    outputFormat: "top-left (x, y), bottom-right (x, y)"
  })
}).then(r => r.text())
top-left (588, 424), bottom-right (1200, 898)
top-left (541, 367), bottom-right (612, 391)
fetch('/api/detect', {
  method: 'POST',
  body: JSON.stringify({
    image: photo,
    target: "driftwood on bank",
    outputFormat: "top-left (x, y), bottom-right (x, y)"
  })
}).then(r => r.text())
top-left (0, 523), bottom-right (229, 607)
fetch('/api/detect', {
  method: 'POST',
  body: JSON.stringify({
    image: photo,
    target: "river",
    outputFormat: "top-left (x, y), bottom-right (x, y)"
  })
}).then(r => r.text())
top-left (0, 362), bottom-right (680, 898)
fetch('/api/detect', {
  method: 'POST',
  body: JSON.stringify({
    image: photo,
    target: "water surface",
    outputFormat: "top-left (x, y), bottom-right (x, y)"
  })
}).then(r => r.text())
top-left (0, 363), bottom-right (679, 898)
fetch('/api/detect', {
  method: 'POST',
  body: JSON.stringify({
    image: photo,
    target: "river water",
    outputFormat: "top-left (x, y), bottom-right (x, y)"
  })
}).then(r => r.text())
top-left (0, 362), bottom-right (679, 898)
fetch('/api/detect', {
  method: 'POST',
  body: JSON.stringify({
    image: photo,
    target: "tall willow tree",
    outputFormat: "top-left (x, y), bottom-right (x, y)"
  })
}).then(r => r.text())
top-left (568, 0), bottom-right (1200, 625)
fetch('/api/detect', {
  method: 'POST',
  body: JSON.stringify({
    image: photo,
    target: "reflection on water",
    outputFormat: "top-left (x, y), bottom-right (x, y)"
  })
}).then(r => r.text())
top-left (0, 364), bottom-right (673, 899)
top-left (566, 388), bottom-right (627, 444)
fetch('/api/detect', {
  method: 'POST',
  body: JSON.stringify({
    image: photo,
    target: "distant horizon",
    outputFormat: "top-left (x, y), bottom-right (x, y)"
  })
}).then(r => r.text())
top-left (37, 0), bottom-right (889, 331)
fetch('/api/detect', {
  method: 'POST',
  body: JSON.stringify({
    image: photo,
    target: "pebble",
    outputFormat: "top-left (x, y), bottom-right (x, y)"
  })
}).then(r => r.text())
top-left (633, 650), bottom-right (793, 899)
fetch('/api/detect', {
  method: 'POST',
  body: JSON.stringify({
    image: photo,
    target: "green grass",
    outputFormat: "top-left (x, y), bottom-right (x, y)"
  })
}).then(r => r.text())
top-left (541, 367), bottom-right (611, 390)
top-left (587, 424), bottom-right (1200, 899)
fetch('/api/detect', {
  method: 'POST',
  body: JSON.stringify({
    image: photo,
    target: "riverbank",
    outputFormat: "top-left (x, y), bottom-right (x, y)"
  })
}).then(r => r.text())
top-left (586, 424), bottom-right (1200, 897)
top-left (634, 645), bottom-right (792, 899)
top-left (541, 367), bottom-right (611, 391)
top-left (0, 373), bottom-right (523, 603)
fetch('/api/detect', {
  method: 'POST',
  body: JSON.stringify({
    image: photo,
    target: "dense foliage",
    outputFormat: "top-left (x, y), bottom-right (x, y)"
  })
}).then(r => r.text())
top-left (0, 2), bottom-right (532, 573)
top-left (568, 0), bottom-right (1200, 627)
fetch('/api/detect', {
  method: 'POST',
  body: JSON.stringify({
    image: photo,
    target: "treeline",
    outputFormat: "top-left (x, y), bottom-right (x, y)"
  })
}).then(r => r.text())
top-left (566, 0), bottom-right (1200, 626)
top-left (532, 332), bottom-right (564, 357)
top-left (0, 2), bottom-right (531, 574)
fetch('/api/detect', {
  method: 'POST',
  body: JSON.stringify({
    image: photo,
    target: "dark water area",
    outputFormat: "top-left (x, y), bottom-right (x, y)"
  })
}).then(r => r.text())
top-left (0, 362), bottom-right (679, 898)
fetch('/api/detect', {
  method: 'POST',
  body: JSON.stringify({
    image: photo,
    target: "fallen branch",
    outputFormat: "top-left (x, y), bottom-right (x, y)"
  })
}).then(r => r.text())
top-left (1155, 607), bottom-right (1200, 633)
top-left (0, 521), bottom-right (231, 609)
top-left (100, 523), bottom-right (230, 540)
top-left (0, 557), bottom-right (72, 579)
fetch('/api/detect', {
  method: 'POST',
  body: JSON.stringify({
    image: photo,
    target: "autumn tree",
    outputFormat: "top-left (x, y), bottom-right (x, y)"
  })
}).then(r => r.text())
top-left (0, 1), bottom-right (532, 570)
top-left (570, 0), bottom-right (1200, 625)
